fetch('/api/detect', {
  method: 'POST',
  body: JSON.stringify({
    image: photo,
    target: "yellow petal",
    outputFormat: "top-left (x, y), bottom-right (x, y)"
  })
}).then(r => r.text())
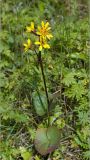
top-left (47, 27), bottom-right (51, 31)
top-left (36, 31), bottom-right (41, 35)
top-left (43, 43), bottom-right (50, 49)
top-left (26, 26), bottom-right (31, 32)
top-left (47, 34), bottom-right (53, 39)
top-left (39, 46), bottom-right (42, 51)
top-left (27, 39), bottom-right (31, 45)
top-left (23, 43), bottom-right (27, 47)
top-left (31, 22), bottom-right (34, 29)
top-left (45, 22), bottom-right (49, 28)
top-left (41, 21), bottom-right (44, 27)
top-left (35, 41), bottom-right (40, 45)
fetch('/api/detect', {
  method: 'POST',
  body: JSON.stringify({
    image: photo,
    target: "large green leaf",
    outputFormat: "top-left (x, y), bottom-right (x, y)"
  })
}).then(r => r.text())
top-left (32, 92), bottom-right (48, 116)
top-left (34, 128), bottom-right (49, 155)
top-left (34, 126), bottom-right (60, 155)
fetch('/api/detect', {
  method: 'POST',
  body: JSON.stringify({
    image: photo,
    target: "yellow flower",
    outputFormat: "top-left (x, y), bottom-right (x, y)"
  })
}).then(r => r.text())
top-left (37, 21), bottom-right (53, 40)
top-left (23, 39), bottom-right (31, 52)
top-left (26, 22), bottom-right (35, 32)
top-left (35, 37), bottom-right (50, 51)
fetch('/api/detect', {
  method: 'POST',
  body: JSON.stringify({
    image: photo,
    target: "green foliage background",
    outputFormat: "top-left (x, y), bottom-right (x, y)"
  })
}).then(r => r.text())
top-left (0, 0), bottom-right (89, 159)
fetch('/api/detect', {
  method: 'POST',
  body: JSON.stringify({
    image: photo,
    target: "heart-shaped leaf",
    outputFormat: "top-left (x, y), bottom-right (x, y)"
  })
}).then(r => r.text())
top-left (34, 126), bottom-right (60, 155)
top-left (32, 92), bottom-right (48, 116)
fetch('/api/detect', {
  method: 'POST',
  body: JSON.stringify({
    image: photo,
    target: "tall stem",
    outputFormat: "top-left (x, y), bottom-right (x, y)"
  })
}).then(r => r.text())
top-left (38, 51), bottom-right (50, 126)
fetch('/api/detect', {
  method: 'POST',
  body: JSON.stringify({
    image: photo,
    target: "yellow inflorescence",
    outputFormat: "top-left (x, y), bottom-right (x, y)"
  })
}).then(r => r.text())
top-left (37, 21), bottom-right (53, 40)
top-left (35, 37), bottom-right (50, 51)
top-left (23, 39), bottom-right (31, 52)
top-left (26, 22), bottom-right (35, 33)
top-left (23, 21), bottom-right (53, 52)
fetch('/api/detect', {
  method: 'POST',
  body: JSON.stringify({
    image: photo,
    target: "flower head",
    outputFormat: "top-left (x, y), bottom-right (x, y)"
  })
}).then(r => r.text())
top-left (35, 37), bottom-right (50, 51)
top-left (23, 21), bottom-right (53, 52)
top-left (37, 21), bottom-right (53, 40)
top-left (26, 22), bottom-right (35, 33)
top-left (23, 39), bottom-right (31, 52)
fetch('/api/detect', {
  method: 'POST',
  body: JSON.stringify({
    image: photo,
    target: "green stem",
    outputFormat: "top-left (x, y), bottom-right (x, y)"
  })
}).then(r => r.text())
top-left (38, 51), bottom-right (50, 126)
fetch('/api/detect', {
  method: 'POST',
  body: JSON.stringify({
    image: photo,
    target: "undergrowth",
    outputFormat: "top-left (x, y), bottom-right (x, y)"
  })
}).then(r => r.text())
top-left (0, 0), bottom-right (89, 159)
